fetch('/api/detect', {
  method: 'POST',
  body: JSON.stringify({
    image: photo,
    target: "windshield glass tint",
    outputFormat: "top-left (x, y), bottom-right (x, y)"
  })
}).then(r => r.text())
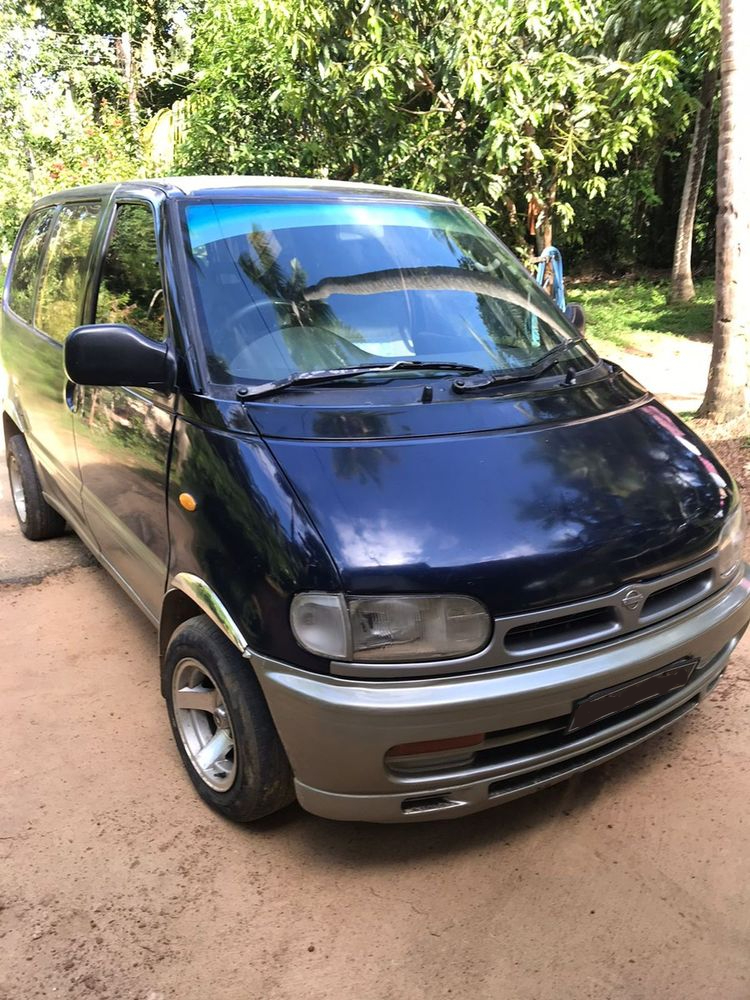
top-left (182, 200), bottom-right (585, 384)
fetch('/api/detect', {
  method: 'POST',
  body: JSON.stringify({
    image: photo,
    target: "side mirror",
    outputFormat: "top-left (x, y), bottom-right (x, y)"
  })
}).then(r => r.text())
top-left (564, 303), bottom-right (586, 334)
top-left (64, 324), bottom-right (176, 391)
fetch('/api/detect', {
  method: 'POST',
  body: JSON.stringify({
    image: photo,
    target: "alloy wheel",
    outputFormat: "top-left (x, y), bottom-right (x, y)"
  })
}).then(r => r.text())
top-left (8, 452), bottom-right (27, 524)
top-left (172, 656), bottom-right (237, 791)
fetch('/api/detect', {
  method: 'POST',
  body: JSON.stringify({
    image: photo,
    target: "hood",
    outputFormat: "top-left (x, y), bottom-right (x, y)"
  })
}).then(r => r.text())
top-left (248, 372), bottom-right (734, 617)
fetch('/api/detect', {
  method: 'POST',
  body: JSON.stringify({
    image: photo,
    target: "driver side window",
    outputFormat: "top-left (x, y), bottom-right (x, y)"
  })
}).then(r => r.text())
top-left (95, 203), bottom-right (165, 342)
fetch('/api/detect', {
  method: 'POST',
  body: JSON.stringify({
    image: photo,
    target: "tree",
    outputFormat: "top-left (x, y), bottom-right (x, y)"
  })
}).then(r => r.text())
top-left (605, 0), bottom-right (720, 300)
top-left (35, 0), bottom-right (194, 122)
top-left (0, 5), bottom-right (140, 249)
top-left (699, 0), bottom-right (750, 421)
top-left (669, 64), bottom-right (717, 302)
top-left (667, 1), bottom-right (720, 302)
top-left (177, 0), bottom-right (679, 251)
top-left (0, 1), bottom-right (194, 251)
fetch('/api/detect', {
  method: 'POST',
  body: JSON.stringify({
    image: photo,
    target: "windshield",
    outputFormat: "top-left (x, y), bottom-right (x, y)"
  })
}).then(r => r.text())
top-left (181, 199), bottom-right (591, 385)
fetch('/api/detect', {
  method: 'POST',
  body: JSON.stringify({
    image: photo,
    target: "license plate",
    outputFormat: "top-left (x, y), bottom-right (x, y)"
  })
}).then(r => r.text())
top-left (567, 657), bottom-right (699, 734)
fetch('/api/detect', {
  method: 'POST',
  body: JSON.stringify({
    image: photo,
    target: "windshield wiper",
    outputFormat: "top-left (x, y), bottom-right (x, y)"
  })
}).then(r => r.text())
top-left (452, 338), bottom-right (585, 394)
top-left (237, 360), bottom-right (485, 400)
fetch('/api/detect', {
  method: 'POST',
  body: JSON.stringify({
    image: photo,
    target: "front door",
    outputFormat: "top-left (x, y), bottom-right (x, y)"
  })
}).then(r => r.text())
top-left (73, 200), bottom-right (175, 621)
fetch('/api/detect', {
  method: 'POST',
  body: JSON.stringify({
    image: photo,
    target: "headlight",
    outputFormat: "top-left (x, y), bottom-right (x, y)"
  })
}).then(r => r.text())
top-left (290, 593), bottom-right (492, 662)
top-left (717, 504), bottom-right (746, 581)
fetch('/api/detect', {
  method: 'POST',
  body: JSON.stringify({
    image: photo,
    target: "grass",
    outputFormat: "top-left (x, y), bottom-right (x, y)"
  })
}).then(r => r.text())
top-left (569, 277), bottom-right (715, 351)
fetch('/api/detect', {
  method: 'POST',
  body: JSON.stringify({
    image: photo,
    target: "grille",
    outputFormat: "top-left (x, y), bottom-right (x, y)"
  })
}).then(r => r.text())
top-left (487, 698), bottom-right (698, 801)
top-left (494, 552), bottom-right (728, 666)
top-left (504, 607), bottom-right (618, 657)
top-left (640, 570), bottom-right (713, 622)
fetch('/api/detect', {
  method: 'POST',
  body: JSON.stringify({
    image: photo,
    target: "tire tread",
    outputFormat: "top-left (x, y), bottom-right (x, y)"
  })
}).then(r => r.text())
top-left (6, 434), bottom-right (67, 540)
top-left (164, 615), bottom-right (295, 823)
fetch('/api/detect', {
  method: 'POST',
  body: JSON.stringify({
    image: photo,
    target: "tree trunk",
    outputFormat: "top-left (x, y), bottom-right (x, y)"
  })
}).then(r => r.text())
top-left (699, 0), bottom-right (750, 422)
top-left (668, 65), bottom-right (717, 303)
top-left (529, 185), bottom-right (556, 252)
top-left (116, 31), bottom-right (140, 143)
top-left (541, 209), bottom-right (553, 250)
top-left (24, 145), bottom-right (36, 199)
top-left (541, 176), bottom-right (558, 249)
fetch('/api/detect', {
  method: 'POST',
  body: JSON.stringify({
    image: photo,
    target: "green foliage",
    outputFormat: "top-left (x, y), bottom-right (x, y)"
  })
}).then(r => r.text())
top-left (606, 0), bottom-right (719, 66)
top-left (33, 0), bottom-right (195, 115)
top-left (0, 85), bottom-right (142, 251)
top-left (45, 104), bottom-right (143, 187)
top-left (177, 0), bottom-right (681, 250)
top-left (0, 1), bottom-right (192, 252)
top-left (0, 0), bottom-right (724, 276)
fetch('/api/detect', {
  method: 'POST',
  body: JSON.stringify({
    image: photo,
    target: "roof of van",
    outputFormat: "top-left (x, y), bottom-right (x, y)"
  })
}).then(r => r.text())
top-left (32, 176), bottom-right (453, 205)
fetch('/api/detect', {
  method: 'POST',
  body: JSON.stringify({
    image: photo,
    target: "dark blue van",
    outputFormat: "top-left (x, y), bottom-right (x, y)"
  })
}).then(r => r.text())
top-left (2, 177), bottom-right (749, 822)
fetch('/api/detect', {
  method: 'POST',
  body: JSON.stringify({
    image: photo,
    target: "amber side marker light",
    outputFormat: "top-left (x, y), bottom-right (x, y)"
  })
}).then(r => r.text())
top-left (179, 492), bottom-right (197, 512)
top-left (387, 733), bottom-right (485, 757)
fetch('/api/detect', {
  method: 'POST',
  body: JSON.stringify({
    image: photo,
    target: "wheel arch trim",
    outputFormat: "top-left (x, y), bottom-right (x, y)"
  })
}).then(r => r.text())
top-left (3, 397), bottom-right (26, 439)
top-left (162, 572), bottom-right (249, 658)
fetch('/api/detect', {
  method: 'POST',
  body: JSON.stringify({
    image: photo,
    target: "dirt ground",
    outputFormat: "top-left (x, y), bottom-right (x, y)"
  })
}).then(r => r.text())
top-left (601, 336), bottom-right (711, 416)
top-left (2, 433), bottom-right (750, 1000)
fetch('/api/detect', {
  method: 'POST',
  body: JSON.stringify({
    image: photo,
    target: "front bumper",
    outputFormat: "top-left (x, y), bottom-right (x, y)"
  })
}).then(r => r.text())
top-left (250, 568), bottom-right (750, 822)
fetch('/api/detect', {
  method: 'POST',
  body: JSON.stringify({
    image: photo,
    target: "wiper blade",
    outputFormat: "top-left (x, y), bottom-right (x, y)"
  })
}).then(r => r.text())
top-left (237, 360), bottom-right (484, 400)
top-left (452, 338), bottom-right (584, 394)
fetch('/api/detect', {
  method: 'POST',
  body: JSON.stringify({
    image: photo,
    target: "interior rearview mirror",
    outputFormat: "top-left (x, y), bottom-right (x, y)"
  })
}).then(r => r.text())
top-left (64, 324), bottom-right (176, 391)
top-left (564, 303), bottom-right (586, 334)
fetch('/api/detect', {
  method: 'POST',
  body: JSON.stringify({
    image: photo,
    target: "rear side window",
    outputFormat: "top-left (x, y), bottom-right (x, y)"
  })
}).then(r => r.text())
top-left (35, 202), bottom-right (100, 343)
top-left (95, 203), bottom-right (165, 342)
top-left (7, 209), bottom-right (55, 323)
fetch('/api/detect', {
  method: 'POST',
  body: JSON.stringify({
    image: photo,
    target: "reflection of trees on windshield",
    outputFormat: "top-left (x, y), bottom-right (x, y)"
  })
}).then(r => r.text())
top-left (238, 229), bottom-right (338, 331)
top-left (303, 264), bottom-right (575, 367)
top-left (446, 229), bottom-right (542, 352)
top-left (240, 227), bottom-right (566, 347)
top-left (192, 206), bottom-right (593, 382)
top-left (229, 229), bottom-right (376, 373)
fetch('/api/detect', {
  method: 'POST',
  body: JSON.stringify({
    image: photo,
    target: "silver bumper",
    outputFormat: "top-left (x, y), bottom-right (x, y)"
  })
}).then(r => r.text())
top-left (251, 569), bottom-right (750, 823)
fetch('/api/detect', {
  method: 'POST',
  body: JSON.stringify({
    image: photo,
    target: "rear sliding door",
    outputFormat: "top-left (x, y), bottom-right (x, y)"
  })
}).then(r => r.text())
top-left (3, 202), bottom-right (100, 528)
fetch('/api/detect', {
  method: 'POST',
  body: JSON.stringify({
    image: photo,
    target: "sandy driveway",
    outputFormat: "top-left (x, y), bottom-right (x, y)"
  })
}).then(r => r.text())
top-left (2, 441), bottom-right (750, 1000)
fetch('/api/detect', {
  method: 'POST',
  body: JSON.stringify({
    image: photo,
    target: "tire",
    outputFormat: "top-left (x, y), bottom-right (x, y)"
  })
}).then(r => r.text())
top-left (164, 615), bottom-right (295, 822)
top-left (5, 434), bottom-right (67, 540)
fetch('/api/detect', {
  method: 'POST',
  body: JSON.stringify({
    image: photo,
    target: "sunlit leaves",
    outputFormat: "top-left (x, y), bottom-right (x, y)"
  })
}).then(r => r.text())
top-left (172, 0), bottom-right (692, 248)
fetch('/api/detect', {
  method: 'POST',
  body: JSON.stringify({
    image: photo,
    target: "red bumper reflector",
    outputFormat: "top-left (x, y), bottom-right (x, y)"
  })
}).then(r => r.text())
top-left (387, 733), bottom-right (485, 757)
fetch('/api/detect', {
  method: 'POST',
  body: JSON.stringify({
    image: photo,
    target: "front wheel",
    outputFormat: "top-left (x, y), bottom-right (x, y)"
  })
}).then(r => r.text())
top-left (164, 615), bottom-right (295, 822)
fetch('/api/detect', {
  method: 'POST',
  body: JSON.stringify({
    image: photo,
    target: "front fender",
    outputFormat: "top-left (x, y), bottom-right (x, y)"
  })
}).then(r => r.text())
top-left (166, 413), bottom-right (341, 673)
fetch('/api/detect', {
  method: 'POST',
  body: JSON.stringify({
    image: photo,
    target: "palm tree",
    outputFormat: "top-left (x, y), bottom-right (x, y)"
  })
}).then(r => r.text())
top-left (699, 0), bottom-right (750, 421)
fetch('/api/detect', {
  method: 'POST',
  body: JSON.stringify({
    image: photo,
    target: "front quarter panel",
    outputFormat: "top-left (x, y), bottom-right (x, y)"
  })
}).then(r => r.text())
top-left (167, 408), bottom-right (340, 671)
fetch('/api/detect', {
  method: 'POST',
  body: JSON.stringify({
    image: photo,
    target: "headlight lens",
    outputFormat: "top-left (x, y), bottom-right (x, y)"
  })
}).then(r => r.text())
top-left (717, 504), bottom-right (746, 581)
top-left (290, 593), bottom-right (492, 662)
